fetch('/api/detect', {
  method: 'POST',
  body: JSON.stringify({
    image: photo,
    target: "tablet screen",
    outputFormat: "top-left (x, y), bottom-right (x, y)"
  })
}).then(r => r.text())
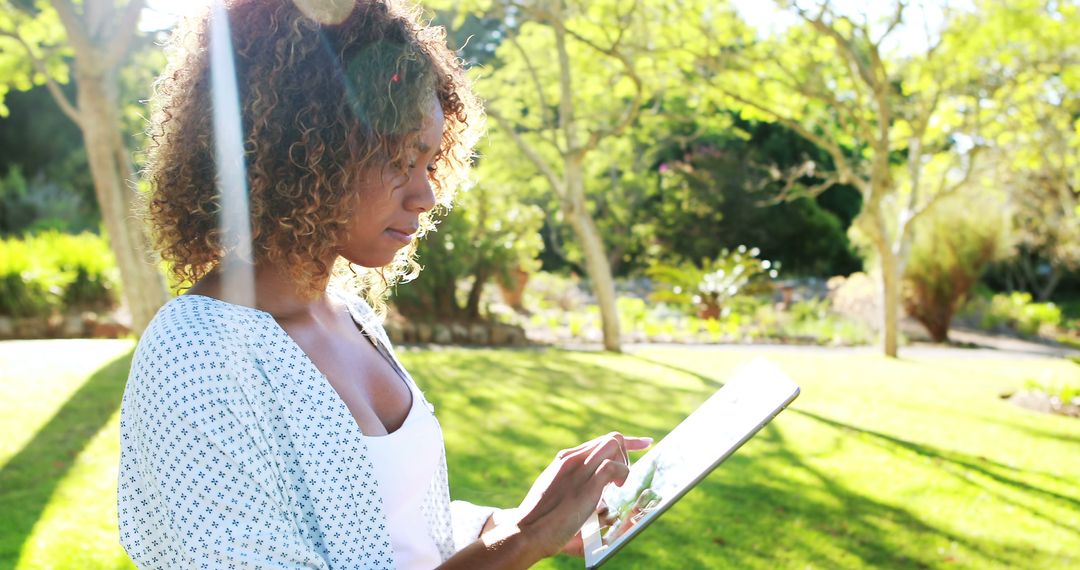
top-left (583, 359), bottom-right (800, 569)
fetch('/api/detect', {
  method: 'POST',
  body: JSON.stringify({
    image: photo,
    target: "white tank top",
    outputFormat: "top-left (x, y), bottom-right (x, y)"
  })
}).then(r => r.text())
top-left (362, 370), bottom-right (443, 569)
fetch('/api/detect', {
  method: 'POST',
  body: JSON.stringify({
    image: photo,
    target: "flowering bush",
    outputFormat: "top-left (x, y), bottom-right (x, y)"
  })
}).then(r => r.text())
top-left (648, 245), bottom-right (779, 319)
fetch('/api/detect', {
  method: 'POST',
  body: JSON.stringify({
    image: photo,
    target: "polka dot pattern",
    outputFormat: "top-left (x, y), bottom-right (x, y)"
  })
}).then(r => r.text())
top-left (119, 293), bottom-right (499, 568)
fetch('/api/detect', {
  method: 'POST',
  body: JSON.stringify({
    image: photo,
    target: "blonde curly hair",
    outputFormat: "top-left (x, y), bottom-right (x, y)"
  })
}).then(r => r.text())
top-left (143, 0), bottom-right (483, 311)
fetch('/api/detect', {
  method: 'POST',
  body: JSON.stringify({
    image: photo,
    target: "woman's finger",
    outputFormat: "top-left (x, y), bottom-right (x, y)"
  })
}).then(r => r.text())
top-left (593, 458), bottom-right (631, 488)
top-left (559, 431), bottom-right (621, 461)
top-left (585, 434), bottom-right (628, 467)
top-left (557, 431), bottom-right (613, 459)
top-left (625, 436), bottom-right (653, 451)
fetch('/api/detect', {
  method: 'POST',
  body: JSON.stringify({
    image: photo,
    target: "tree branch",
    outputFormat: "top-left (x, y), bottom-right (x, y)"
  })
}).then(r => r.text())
top-left (506, 30), bottom-right (561, 152)
top-left (48, 0), bottom-right (92, 55)
top-left (902, 88), bottom-right (941, 216)
top-left (875, 0), bottom-right (905, 47)
top-left (552, 1), bottom-right (581, 158)
top-left (756, 52), bottom-right (878, 144)
top-left (562, 25), bottom-right (644, 152)
top-left (799, 8), bottom-right (893, 146)
top-left (719, 88), bottom-right (865, 192)
top-left (797, 7), bottom-right (877, 89)
top-left (103, 0), bottom-right (146, 70)
top-left (0, 29), bottom-right (83, 127)
top-left (903, 144), bottom-right (982, 241)
top-left (750, 157), bottom-right (840, 205)
top-left (487, 107), bottom-right (565, 198)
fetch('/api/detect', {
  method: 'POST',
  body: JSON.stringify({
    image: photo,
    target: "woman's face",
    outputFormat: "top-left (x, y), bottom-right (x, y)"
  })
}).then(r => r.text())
top-left (336, 102), bottom-right (444, 268)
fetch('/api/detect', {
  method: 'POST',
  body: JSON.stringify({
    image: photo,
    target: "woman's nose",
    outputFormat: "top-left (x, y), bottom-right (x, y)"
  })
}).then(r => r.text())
top-left (404, 173), bottom-right (436, 214)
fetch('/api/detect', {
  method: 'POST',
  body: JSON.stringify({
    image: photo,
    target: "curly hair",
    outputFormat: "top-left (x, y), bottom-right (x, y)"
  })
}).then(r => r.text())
top-left (143, 0), bottom-right (483, 311)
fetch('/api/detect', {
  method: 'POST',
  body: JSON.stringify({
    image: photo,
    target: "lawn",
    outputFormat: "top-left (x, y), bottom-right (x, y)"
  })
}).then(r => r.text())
top-left (1, 340), bottom-right (1078, 569)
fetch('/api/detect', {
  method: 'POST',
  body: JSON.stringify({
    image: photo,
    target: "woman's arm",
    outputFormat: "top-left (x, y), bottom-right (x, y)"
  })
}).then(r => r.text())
top-left (440, 522), bottom-right (544, 569)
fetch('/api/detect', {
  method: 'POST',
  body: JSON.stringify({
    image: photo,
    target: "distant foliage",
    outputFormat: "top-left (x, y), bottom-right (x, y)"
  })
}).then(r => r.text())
top-left (648, 245), bottom-right (779, 319)
top-left (649, 121), bottom-right (864, 278)
top-left (0, 167), bottom-right (95, 235)
top-left (390, 184), bottom-right (544, 321)
top-left (964, 291), bottom-right (1063, 337)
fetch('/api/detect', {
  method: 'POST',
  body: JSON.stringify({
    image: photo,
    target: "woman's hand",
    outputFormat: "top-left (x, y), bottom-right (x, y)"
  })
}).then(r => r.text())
top-left (512, 432), bottom-right (652, 559)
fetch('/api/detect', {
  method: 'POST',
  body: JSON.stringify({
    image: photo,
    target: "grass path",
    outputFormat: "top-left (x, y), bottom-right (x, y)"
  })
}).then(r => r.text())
top-left (1, 340), bottom-right (1077, 569)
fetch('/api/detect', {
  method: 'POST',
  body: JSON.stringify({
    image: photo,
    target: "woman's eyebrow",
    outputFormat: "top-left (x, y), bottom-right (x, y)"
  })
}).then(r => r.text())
top-left (417, 141), bottom-right (443, 159)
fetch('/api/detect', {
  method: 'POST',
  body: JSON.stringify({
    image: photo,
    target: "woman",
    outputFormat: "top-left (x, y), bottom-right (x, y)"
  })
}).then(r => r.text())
top-left (118, 0), bottom-right (648, 568)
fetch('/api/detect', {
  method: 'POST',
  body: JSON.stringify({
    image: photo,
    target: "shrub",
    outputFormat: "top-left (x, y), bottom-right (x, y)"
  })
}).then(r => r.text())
top-left (617, 296), bottom-right (649, 333)
top-left (31, 231), bottom-right (120, 311)
top-left (992, 292), bottom-right (1061, 336)
top-left (962, 291), bottom-right (1063, 337)
top-left (827, 272), bottom-right (880, 330)
top-left (902, 200), bottom-right (1003, 342)
top-left (648, 246), bottom-right (779, 319)
top-left (0, 232), bottom-right (119, 318)
top-left (0, 238), bottom-right (53, 318)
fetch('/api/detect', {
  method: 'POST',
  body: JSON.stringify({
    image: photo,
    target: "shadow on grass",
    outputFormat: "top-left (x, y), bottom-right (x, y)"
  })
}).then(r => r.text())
top-left (515, 349), bottom-right (1076, 569)
top-left (407, 348), bottom-right (717, 506)
top-left (0, 349), bottom-right (133, 569)
top-left (794, 409), bottom-right (1080, 513)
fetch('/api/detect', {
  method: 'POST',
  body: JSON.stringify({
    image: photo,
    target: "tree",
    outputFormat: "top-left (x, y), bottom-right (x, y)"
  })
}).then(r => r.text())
top-left (438, 0), bottom-right (746, 351)
top-left (697, 1), bottom-right (997, 357)
top-left (967, 2), bottom-right (1080, 301)
top-left (0, 0), bottom-right (168, 332)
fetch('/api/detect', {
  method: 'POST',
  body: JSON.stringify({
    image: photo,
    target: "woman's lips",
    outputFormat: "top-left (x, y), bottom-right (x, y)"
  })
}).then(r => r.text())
top-left (384, 227), bottom-right (415, 244)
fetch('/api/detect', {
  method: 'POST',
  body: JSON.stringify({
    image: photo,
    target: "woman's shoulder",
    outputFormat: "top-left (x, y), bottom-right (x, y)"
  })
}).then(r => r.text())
top-left (142, 295), bottom-right (259, 346)
top-left (132, 295), bottom-right (264, 385)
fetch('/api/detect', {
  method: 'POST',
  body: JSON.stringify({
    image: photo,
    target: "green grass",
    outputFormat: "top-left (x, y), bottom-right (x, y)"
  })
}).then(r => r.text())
top-left (2, 341), bottom-right (1079, 569)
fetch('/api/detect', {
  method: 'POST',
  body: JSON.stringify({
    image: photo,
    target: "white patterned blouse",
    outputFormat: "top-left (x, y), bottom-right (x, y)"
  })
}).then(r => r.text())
top-left (118, 293), bottom-right (499, 569)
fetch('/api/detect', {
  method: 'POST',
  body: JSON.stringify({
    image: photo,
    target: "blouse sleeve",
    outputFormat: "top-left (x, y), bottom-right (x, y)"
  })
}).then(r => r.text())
top-left (449, 501), bottom-right (511, 552)
top-left (118, 320), bottom-right (329, 569)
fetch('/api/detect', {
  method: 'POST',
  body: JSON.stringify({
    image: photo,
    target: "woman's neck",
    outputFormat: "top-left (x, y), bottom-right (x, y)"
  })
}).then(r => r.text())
top-left (187, 259), bottom-right (335, 322)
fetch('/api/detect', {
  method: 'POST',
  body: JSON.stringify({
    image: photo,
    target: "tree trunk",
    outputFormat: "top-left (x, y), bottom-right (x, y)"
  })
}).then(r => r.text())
top-left (564, 159), bottom-right (621, 352)
top-left (879, 244), bottom-right (901, 358)
top-left (74, 63), bottom-right (168, 333)
top-left (1038, 266), bottom-right (1062, 302)
top-left (862, 192), bottom-right (901, 358)
top-left (465, 264), bottom-right (490, 321)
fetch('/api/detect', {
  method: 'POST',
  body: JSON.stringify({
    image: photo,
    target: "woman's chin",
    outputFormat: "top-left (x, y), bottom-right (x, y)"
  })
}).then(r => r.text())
top-left (338, 249), bottom-right (401, 269)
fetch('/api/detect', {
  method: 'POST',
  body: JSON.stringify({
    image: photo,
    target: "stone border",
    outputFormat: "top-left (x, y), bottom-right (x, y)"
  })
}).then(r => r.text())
top-left (383, 320), bottom-right (528, 346)
top-left (0, 313), bottom-right (130, 340)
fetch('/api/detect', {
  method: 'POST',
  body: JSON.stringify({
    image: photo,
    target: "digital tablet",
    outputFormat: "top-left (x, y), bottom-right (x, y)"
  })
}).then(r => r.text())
top-left (582, 359), bottom-right (800, 569)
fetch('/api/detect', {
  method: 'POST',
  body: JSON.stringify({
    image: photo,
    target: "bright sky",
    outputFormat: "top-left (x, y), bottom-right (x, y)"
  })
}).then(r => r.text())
top-left (730, 0), bottom-right (976, 55)
top-left (142, 0), bottom-right (976, 53)
top-left (139, 0), bottom-right (207, 31)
